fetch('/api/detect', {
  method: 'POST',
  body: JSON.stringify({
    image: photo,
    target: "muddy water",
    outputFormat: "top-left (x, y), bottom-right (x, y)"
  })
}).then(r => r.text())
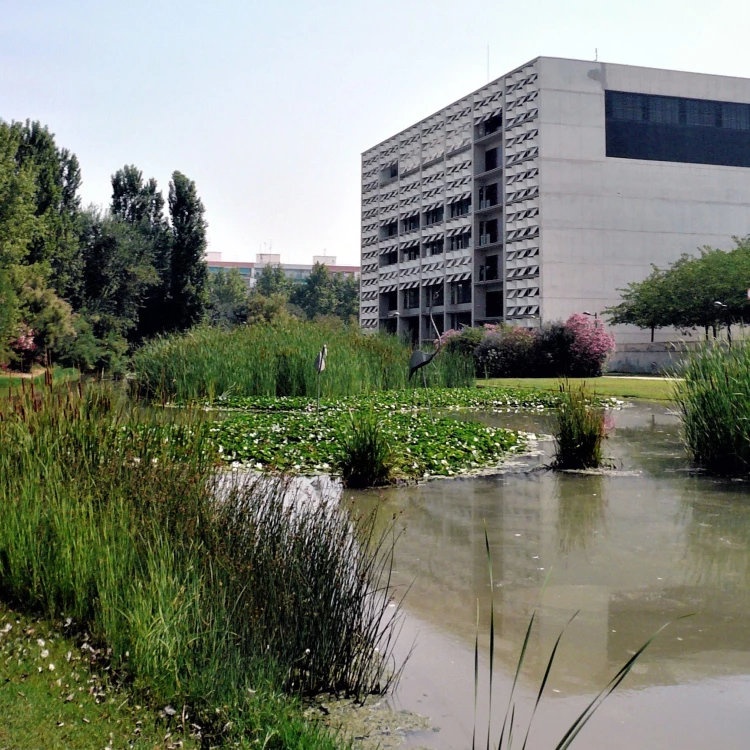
top-left (349, 403), bottom-right (750, 750)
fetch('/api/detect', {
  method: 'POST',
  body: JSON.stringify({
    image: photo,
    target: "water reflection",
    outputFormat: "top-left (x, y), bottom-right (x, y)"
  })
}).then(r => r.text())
top-left (348, 402), bottom-right (750, 750)
top-left (555, 475), bottom-right (606, 556)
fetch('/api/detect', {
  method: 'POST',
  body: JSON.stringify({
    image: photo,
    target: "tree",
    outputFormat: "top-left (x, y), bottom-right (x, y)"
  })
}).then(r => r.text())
top-left (333, 273), bottom-right (359, 322)
top-left (255, 264), bottom-right (290, 297)
top-left (168, 171), bottom-right (208, 330)
top-left (110, 165), bottom-right (172, 339)
top-left (207, 268), bottom-right (250, 327)
top-left (290, 262), bottom-right (337, 319)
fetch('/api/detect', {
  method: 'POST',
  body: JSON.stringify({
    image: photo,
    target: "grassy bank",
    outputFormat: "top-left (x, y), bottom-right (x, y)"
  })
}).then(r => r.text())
top-left (0, 605), bottom-right (201, 749)
top-left (0, 366), bottom-right (80, 392)
top-left (479, 376), bottom-right (675, 401)
top-left (132, 321), bottom-right (474, 401)
top-left (0, 382), bottom-right (398, 747)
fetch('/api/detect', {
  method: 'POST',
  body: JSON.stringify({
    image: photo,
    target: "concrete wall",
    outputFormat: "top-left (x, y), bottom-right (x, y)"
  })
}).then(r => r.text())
top-left (537, 58), bottom-right (750, 344)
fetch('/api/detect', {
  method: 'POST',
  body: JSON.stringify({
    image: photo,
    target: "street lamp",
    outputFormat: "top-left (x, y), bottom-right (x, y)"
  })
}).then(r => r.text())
top-left (713, 301), bottom-right (732, 345)
top-left (583, 310), bottom-right (599, 326)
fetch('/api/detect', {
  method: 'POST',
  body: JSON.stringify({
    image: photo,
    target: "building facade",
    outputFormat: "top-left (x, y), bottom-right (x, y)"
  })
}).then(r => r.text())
top-left (359, 57), bottom-right (750, 344)
top-left (207, 252), bottom-right (360, 290)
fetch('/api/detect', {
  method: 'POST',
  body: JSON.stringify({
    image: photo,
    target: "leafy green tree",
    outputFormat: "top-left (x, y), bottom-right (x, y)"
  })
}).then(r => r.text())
top-left (290, 262), bottom-right (337, 319)
top-left (110, 165), bottom-right (172, 339)
top-left (168, 171), bottom-right (208, 330)
top-left (207, 268), bottom-right (250, 327)
top-left (333, 273), bottom-right (359, 322)
top-left (255, 264), bottom-right (291, 297)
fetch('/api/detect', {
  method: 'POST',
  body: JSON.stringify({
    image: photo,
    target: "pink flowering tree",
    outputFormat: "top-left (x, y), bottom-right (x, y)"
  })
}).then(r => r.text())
top-left (564, 314), bottom-right (616, 377)
top-left (10, 324), bottom-right (39, 373)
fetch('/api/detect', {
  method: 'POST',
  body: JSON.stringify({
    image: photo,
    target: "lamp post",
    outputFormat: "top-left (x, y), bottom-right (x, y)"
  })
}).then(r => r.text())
top-left (714, 301), bottom-right (731, 345)
top-left (583, 310), bottom-right (599, 326)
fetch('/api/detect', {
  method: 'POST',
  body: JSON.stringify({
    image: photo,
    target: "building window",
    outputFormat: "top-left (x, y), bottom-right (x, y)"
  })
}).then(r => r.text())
top-left (449, 231), bottom-right (471, 252)
top-left (423, 238), bottom-right (444, 256)
top-left (480, 254), bottom-right (499, 281)
top-left (402, 215), bottom-right (420, 233)
top-left (381, 221), bottom-right (398, 238)
top-left (605, 90), bottom-right (750, 168)
top-left (484, 148), bottom-right (499, 172)
top-left (381, 250), bottom-right (398, 267)
top-left (483, 113), bottom-right (502, 136)
top-left (478, 219), bottom-right (498, 246)
top-left (423, 205), bottom-right (444, 226)
top-left (485, 290), bottom-right (503, 318)
top-left (403, 288), bottom-right (420, 309)
top-left (450, 280), bottom-right (472, 305)
top-left (449, 197), bottom-right (471, 218)
top-left (401, 245), bottom-right (420, 262)
top-left (426, 284), bottom-right (444, 307)
top-left (478, 183), bottom-right (498, 209)
top-left (382, 290), bottom-right (397, 312)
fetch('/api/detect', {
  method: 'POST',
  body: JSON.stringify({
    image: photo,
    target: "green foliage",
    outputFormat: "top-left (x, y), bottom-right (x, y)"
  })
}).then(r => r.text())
top-left (552, 381), bottom-right (608, 470)
top-left (131, 320), bottom-right (475, 401)
top-left (605, 239), bottom-right (750, 338)
top-left (255, 264), bottom-right (292, 297)
top-left (674, 342), bottom-right (750, 474)
top-left (214, 395), bottom-right (523, 479)
top-left (0, 382), bottom-right (399, 744)
top-left (168, 171), bottom-right (208, 331)
top-left (337, 409), bottom-right (395, 487)
top-left (207, 268), bottom-right (250, 327)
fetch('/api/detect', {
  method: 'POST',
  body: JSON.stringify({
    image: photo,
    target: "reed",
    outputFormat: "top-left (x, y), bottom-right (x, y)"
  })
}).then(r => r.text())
top-left (552, 381), bottom-right (607, 470)
top-left (130, 320), bottom-right (474, 401)
top-left (0, 382), bottom-right (401, 741)
top-left (674, 341), bottom-right (750, 475)
top-left (337, 409), bottom-right (395, 488)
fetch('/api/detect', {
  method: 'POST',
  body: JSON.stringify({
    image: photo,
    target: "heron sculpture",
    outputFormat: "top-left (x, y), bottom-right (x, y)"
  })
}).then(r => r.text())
top-left (409, 315), bottom-right (443, 386)
top-left (315, 344), bottom-right (327, 418)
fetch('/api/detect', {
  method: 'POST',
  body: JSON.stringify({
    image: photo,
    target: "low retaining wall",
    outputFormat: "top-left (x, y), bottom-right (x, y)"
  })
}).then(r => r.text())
top-left (607, 343), bottom-right (697, 374)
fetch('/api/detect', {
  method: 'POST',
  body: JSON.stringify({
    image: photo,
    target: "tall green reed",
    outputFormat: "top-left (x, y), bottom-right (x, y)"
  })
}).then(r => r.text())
top-left (674, 341), bottom-right (750, 474)
top-left (131, 320), bottom-right (474, 401)
top-left (0, 382), bottom-right (402, 729)
top-left (552, 381), bottom-right (607, 470)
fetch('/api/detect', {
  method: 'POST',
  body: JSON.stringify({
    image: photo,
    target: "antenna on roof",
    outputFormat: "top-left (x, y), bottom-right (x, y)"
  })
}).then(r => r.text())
top-left (595, 48), bottom-right (598, 62)
top-left (487, 44), bottom-right (490, 82)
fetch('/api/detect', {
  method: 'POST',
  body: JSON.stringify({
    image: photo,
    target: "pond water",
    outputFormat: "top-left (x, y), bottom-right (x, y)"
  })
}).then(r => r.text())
top-left (349, 402), bottom-right (750, 750)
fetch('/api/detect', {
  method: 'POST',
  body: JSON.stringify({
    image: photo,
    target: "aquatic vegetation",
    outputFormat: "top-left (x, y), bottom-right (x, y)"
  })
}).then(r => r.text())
top-left (214, 407), bottom-right (524, 480)
top-left (674, 342), bottom-right (750, 475)
top-left (552, 381), bottom-right (608, 470)
top-left (131, 320), bottom-right (474, 401)
top-left (0, 382), bottom-right (400, 746)
top-left (337, 409), bottom-right (395, 488)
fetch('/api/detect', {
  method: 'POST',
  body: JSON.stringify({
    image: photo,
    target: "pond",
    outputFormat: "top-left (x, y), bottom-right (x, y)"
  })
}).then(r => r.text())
top-left (347, 402), bottom-right (750, 750)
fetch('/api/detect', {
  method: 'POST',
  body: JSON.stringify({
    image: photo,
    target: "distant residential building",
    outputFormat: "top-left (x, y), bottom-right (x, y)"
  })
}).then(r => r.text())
top-left (360, 56), bottom-right (750, 344)
top-left (207, 253), bottom-right (360, 289)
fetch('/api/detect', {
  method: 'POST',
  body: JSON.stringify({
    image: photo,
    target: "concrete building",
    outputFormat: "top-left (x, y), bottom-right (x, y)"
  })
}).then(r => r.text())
top-left (207, 252), bottom-right (360, 290)
top-left (359, 57), bottom-right (750, 344)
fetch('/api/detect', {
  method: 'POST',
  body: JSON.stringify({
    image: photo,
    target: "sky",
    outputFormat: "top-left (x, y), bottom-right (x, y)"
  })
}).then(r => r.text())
top-left (3, 0), bottom-right (750, 266)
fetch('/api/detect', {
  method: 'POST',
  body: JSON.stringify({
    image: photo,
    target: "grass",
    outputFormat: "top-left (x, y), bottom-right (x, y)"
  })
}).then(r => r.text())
top-left (479, 376), bottom-right (675, 401)
top-left (674, 341), bottom-right (750, 475)
top-left (552, 381), bottom-right (608, 470)
top-left (132, 320), bottom-right (474, 401)
top-left (0, 605), bottom-right (200, 749)
top-left (337, 409), bottom-right (395, 488)
top-left (0, 366), bottom-right (80, 392)
top-left (0, 381), bottom-right (400, 747)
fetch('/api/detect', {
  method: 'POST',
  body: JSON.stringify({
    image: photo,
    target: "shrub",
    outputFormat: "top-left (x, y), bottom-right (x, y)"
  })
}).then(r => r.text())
top-left (336, 409), bottom-right (394, 488)
top-left (440, 326), bottom-right (487, 359)
top-left (564, 313), bottom-right (616, 377)
top-left (474, 327), bottom-right (535, 377)
top-left (552, 381), bottom-right (607, 469)
top-left (674, 342), bottom-right (750, 475)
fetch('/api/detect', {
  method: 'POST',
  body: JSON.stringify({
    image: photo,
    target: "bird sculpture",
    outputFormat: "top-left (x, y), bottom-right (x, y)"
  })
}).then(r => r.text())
top-left (315, 344), bottom-right (327, 374)
top-left (408, 315), bottom-right (442, 383)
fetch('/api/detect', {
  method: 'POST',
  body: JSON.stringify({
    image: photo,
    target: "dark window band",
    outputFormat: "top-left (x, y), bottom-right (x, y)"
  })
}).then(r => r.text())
top-left (605, 90), bottom-right (750, 168)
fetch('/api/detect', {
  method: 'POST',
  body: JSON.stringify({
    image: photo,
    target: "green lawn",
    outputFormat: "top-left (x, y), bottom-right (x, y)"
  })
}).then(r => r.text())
top-left (0, 605), bottom-right (199, 750)
top-left (478, 376), bottom-right (677, 401)
top-left (0, 367), bottom-right (80, 392)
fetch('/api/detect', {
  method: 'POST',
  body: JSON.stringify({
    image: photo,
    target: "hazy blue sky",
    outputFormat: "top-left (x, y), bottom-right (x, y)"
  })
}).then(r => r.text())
top-left (3, 0), bottom-right (750, 265)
